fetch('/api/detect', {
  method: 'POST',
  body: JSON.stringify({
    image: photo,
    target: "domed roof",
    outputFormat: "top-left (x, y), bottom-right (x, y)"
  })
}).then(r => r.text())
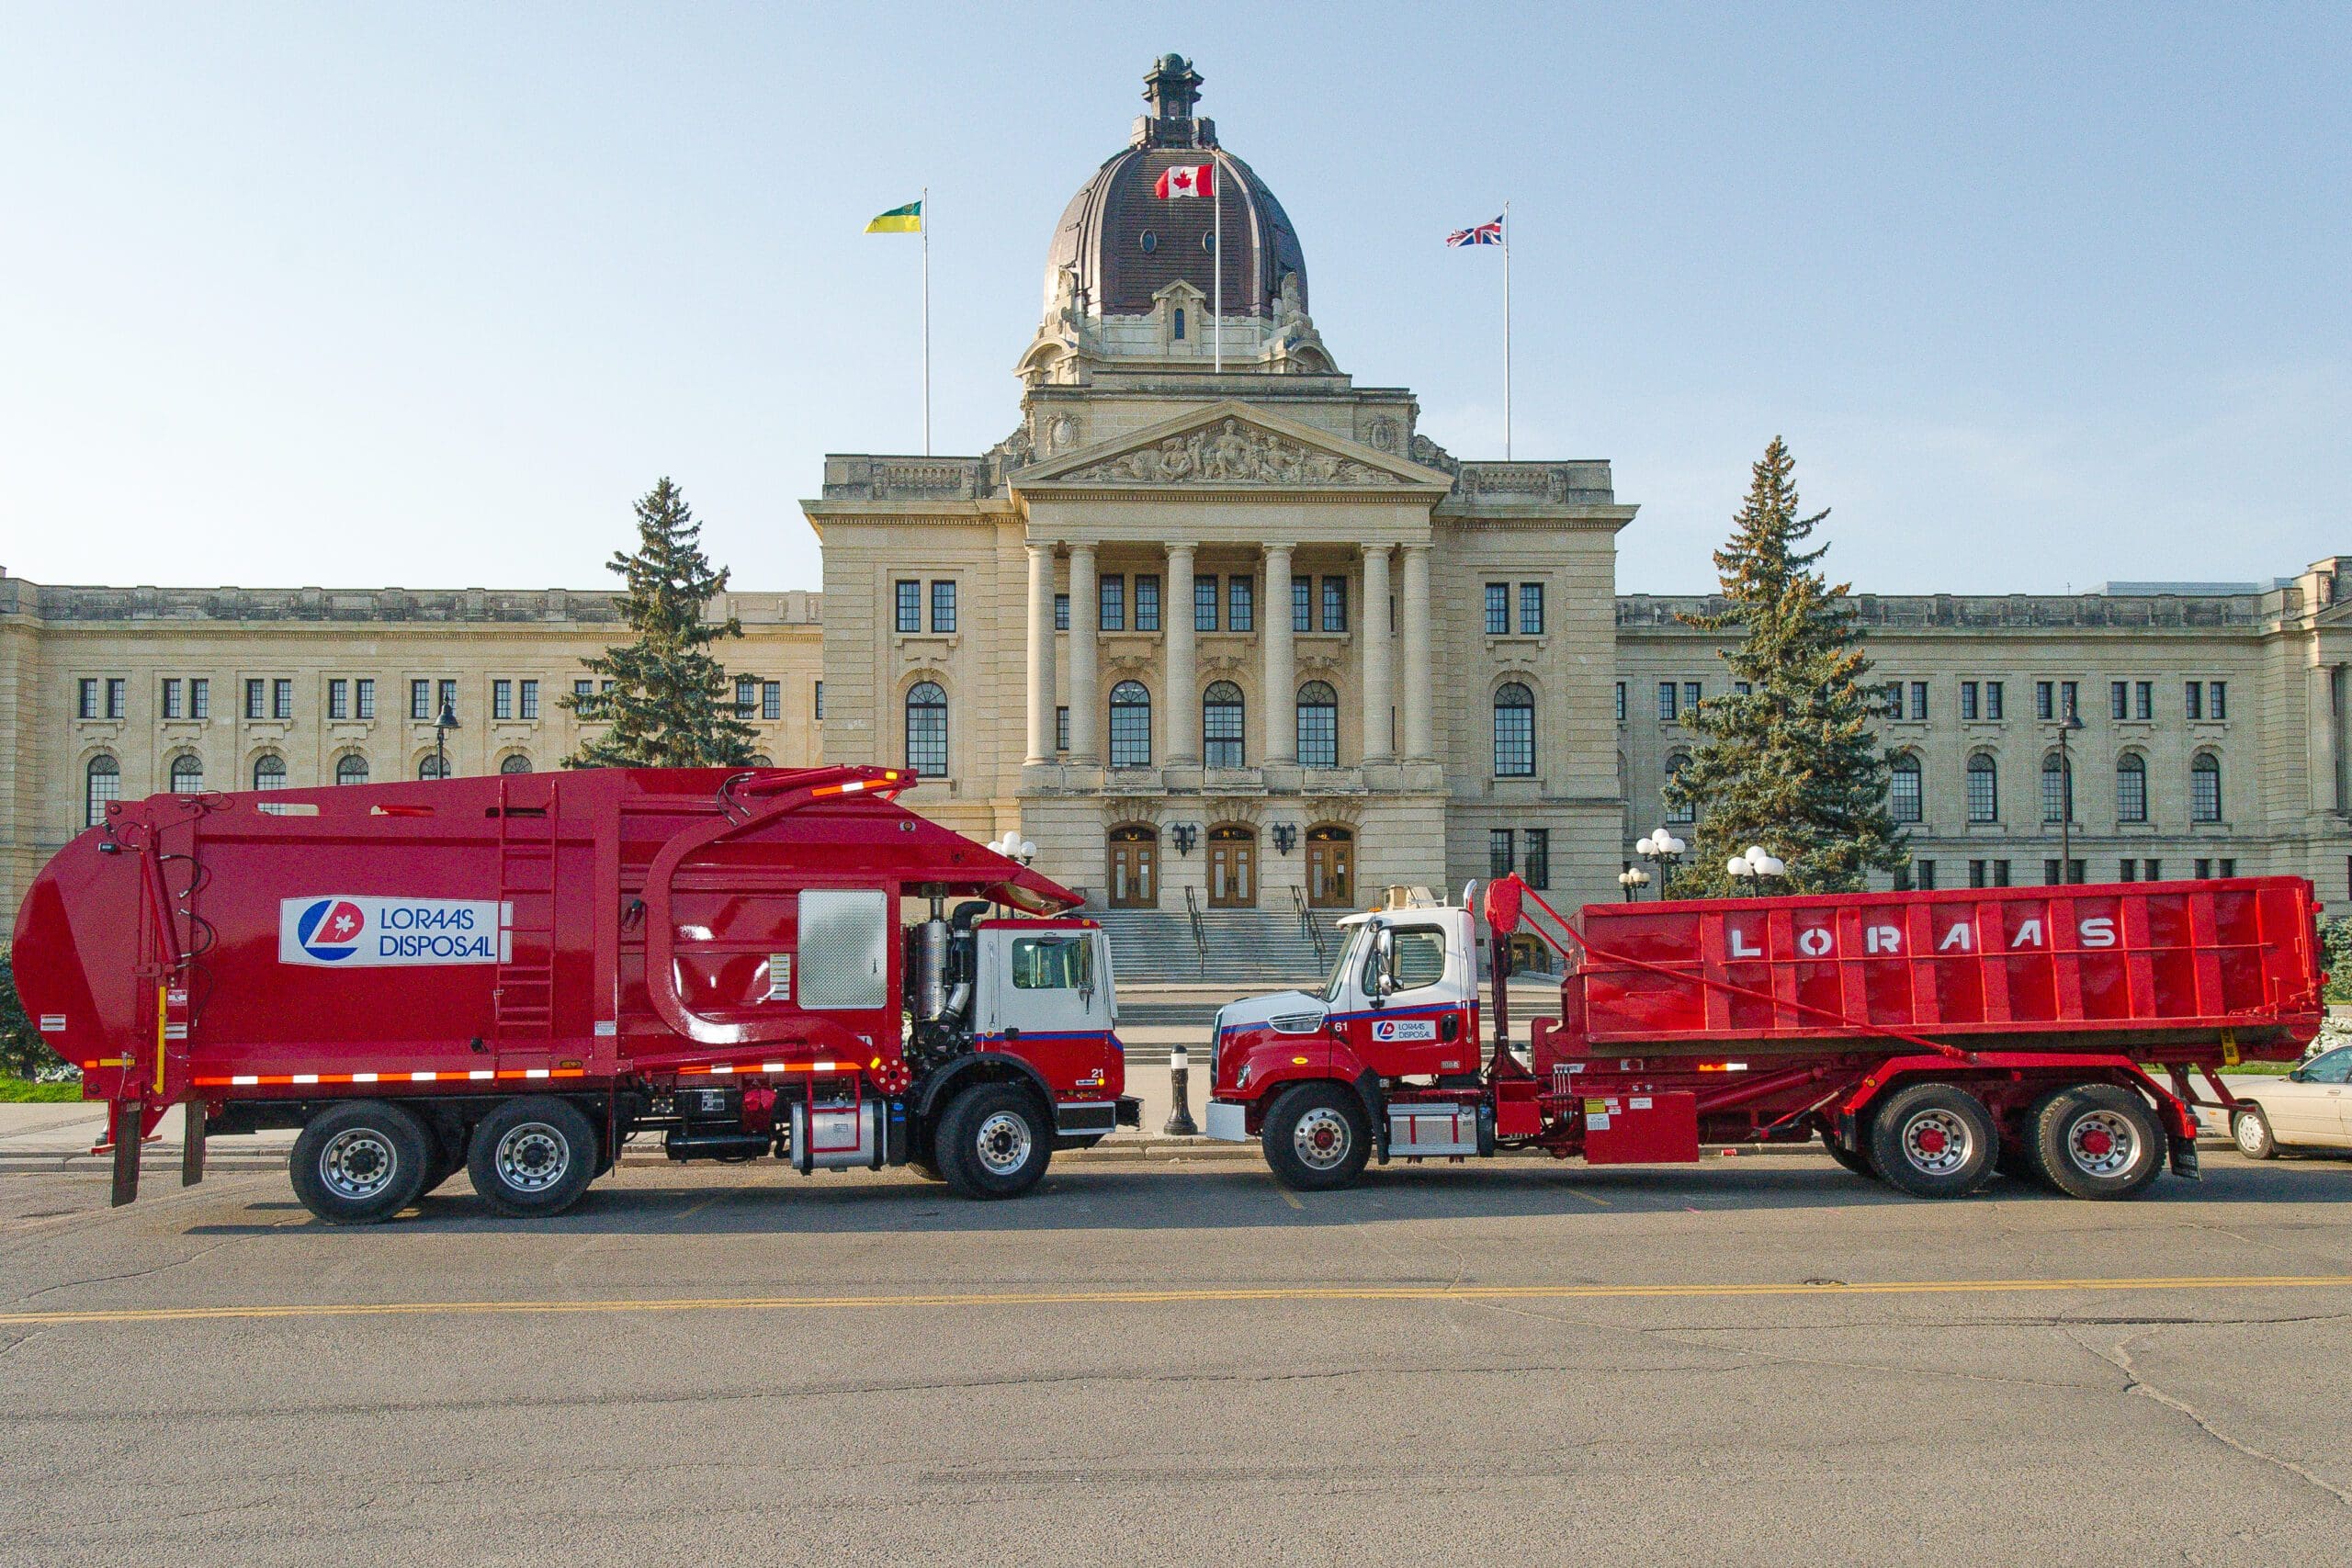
top-left (1041, 56), bottom-right (1307, 325)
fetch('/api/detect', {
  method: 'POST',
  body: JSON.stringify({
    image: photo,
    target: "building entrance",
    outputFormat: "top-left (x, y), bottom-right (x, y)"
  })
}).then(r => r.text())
top-left (1106, 825), bottom-right (1159, 908)
top-left (1306, 825), bottom-right (1354, 908)
top-left (1207, 824), bottom-right (1257, 908)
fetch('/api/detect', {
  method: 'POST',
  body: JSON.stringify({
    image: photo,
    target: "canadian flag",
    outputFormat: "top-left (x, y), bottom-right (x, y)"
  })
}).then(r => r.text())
top-left (1154, 164), bottom-right (1215, 199)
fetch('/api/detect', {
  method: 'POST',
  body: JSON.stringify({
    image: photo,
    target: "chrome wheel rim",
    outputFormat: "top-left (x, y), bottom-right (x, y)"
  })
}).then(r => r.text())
top-left (2233, 1113), bottom-right (2267, 1155)
top-left (2066, 1109), bottom-right (2140, 1178)
top-left (975, 1110), bottom-right (1034, 1176)
top-left (1292, 1107), bottom-right (1352, 1171)
top-left (319, 1128), bottom-right (399, 1201)
top-left (496, 1122), bottom-right (570, 1192)
top-left (1899, 1109), bottom-right (1973, 1176)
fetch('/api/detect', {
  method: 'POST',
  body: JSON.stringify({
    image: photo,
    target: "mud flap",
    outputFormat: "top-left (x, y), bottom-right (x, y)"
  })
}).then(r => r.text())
top-left (2169, 1130), bottom-right (2199, 1180)
top-left (109, 1100), bottom-right (143, 1208)
top-left (181, 1100), bottom-right (207, 1187)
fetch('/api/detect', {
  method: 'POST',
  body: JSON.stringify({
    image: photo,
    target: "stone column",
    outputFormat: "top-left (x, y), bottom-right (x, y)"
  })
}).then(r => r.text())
top-left (1360, 545), bottom-right (1393, 761)
top-left (1262, 543), bottom-right (1296, 764)
top-left (1165, 544), bottom-right (1198, 765)
top-left (1400, 542), bottom-right (1433, 760)
top-left (1069, 543), bottom-right (1100, 764)
top-left (1024, 543), bottom-right (1056, 764)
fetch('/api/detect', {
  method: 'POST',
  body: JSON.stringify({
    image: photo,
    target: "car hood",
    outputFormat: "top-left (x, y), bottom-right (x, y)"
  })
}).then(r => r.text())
top-left (1215, 990), bottom-right (1329, 1035)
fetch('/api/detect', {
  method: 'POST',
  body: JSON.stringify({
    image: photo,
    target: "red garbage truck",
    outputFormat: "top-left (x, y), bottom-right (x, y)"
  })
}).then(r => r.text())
top-left (12, 764), bottom-right (1136, 1222)
top-left (1203, 875), bottom-right (2323, 1199)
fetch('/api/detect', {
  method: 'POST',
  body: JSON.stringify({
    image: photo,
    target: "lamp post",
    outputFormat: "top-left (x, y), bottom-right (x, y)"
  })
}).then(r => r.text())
top-left (1617, 865), bottom-right (1650, 902)
top-left (1171, 823), bottom-right (1198, 856)
top-left (1725, 844), bottom-right (1788, 892)
top-left (2054, 706), bottom-right (2084, 883)
top-left (1634, 829), bottom-right (1687, 897)
top-left (433, 697), bottom-right (459, 780)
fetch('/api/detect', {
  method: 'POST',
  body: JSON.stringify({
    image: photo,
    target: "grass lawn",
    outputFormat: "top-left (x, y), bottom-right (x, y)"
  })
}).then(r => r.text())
top-left (0, 1078), bottom-right (86, 1103)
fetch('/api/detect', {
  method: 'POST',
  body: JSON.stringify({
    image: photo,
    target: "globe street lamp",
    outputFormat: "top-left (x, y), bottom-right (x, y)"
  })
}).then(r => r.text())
top-left (1617, 864), bottom-right (1651, 902)
top-left (1725, 844), bottom-right (1788, 891)
top-left (2053, 705), bottom-right (2085, 884)
top-left (1635, 829), bottom-right (1687, 897)
top-left (433, 697), bottom-right (460, 780)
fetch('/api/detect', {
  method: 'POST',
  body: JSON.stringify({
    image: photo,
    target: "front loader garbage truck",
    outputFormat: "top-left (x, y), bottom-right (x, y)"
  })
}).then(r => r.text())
top-left (12, 764), bottom-right (1136, 1222)
top-left (1204, 876), bottom-right (2322, 1200)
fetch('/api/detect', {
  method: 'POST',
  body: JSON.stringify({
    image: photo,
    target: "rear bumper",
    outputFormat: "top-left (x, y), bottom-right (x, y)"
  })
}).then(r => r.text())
top-left (1114, 1095), bottom-right (1143, 1129)
top-left (1203, 1099), bottom-right (1250, 1143)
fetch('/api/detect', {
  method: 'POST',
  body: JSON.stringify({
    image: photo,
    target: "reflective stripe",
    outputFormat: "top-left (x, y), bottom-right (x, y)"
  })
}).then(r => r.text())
top-left (191, 1067), bottom-right (591, 1089)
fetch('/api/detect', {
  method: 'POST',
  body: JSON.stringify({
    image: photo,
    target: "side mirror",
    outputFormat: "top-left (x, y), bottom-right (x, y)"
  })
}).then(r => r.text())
top-left (2286, 1067), bottom-right (2307, 1083)
top-left (1376, 973), bottom-right (1398, 998)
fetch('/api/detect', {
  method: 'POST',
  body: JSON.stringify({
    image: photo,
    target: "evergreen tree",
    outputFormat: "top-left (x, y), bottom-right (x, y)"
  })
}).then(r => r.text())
top-left (564, 479), bottom-right (758, 768)
top-left (1662, 438), bottom-right (1907, 895)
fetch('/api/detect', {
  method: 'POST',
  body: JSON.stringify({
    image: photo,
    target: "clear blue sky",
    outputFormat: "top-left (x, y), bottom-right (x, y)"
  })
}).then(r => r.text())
top-left (2, 2), bottom-right (2344, 596)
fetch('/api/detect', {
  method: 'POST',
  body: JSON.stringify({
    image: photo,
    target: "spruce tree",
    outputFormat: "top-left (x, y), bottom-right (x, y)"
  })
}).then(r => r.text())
top-left (564, 478), bottom-right (758, 769)
top-left (1662, 438), bottom-right (1907, 895)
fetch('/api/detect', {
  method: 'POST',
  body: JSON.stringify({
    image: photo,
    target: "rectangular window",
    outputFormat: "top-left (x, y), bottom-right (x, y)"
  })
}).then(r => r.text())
top-left (1985, 681), bottom-right (2004, 720)
top-left (1657, 682), bottom-right (1678, 722)
top-left (2110, 681), bottom-right (2128, 721)
top-left (2134, 681), bottom-right (2152, 720)
top-left (105, 678), bottom-right (126, 719)
top-left (2036, 680), bottom-right (2054, 721)
top-left (813, 681), bottom-right (824, 721)
top-left (437, 679), bottom-right (458, 722)
top-left (2061, 681), bottom-right (2078, 720)
top-left (1685, 681), bottom-right (1703, 716)
top-left (930, 580), bottom-right (957, 633)
top-left (77, 678), bottom-right (98, 719)
top-left (2117, 759), bottom-right (2147, 822)
top-left (2144, 859), bottom-right (2161, 882)
top-left (1100, 574), bottom-right (1125, 631)
top-left (1488, 829), bottom-right (1515, 881)
top-left (894, 580), bottom-right (921, 634)
top-left (1322, 575), bottom-right (1347, 633)
top-left (191, 678), bottom-right (209, 719)
top-left (520, 679), bottom-right (538, 720)
top-left (1227, 576), bottom-right (1253, 632)
top-left (1054, 592), bottom-right (1069, 631)
top-left (163, 678), bottom-right (184, 719)
top-left (1916, 860), bottom-right (1936, 890)
top-left (1960, 681), bottom-right (1978, 720)
top-left (1493, 696), bottom-right (1534, 777)
top-left (794, 888), bottom-right (889, 1010)
top-left (1614, 682), bottom-right (1626, 723)
top-left (1134, 573), bottom-right (1160, 632)
top-left (1524, 828), bottom-right (1550, 891)
top-left (1484, 582), bottom-right (1510, 637)
top-left (271, 678), bottom-right (293, 720)
top-left (2120, 859), bottom-right (2137, 882)
top-left (2196, 858), bottom-right (2211, 880)
top-left (1194, 576), bottom-right (1218, 631)
top-left (1011, 933), bottom-right (1094, 991)
top-left (328, 679), bottom-right (349, 720)
top-left (2044, 858), bottom-right (2086, 886)
top-left (732, 676), bottom-right (754, 719)
top-left (1292, 574), bottom-right (1311, 634)
top-left (494, 679), bottom-right (514, 720)
top-left (247, 678), bottom-right (266, 720)
top-left (412, 679), bottom-right (432, 720)
top-left (572, 678), bottom-right (594, 717)
top-left (1970, 860), bottom-right (1987, 889)
top-left (2219, 857), bottom-right (2235, 877)
top-left (1056, 705), bottom-right (1069, 752)
top-left (1890, 763), bottom-right (1922, 823)
top-left (1518, 582), bottom-right (1544, 637)
top-left (1735, 681), bottom-right (1752, 696)
top-left (354, 679), bottom-right (373, 720)
top-left (2184, 681), bottom-right (2202, 721)
top-left (1909, 681), bottom-right (1928, 721)
top-left (2209, 681), bottom-right (2226, 720)
top-left (2043, 758), bottom-right (2074, 822)
top-left (760, 681), bottom-right (779, 721)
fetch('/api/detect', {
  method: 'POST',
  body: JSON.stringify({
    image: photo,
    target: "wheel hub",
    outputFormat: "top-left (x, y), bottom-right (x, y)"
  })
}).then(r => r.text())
top-left (496, 1122), bottom-right (569, 1192)
top-left (319, 1129), bottom-right (399, 1201)
top-left (975, 1110), bottom-right (1033, 1175)
top-left (1899, 1110), bottom-right (1971, 1175)
top-left (2066, 1110), bottom-right (2137, 1177)
top-left (1292, 1108), bottom-right (1351, 1170)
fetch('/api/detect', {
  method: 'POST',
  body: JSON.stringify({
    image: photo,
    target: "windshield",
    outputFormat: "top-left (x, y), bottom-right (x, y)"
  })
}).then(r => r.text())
top-left (1321, 925), bottom-right (1370, 1004)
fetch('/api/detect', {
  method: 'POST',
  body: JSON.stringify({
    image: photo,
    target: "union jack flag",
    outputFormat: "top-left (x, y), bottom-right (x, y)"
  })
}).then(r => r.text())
top-left (1446, 215), bottom-right (1504, 247)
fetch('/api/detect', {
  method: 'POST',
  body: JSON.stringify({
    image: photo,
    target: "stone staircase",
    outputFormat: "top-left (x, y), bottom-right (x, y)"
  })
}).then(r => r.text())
top-left (1087, 901), bottom-right (1345, 987)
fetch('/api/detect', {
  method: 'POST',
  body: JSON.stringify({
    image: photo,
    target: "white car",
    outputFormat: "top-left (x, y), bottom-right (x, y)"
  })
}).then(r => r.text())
top-left (2230, 1045), bottom-right (2352, 1157)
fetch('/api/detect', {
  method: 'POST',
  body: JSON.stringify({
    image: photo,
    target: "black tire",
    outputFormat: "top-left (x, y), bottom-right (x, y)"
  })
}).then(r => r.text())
top-left (1821, 1128), bottom-right (1878, 1179)
top-left (2232, 1104), bottom-right (2278, 1160)
top-left (467, 1097), bottom-right (598, 1217)
top-left (289, 1100), bottom-right (431, 1224)
top-left (1867, 1082), bottom-right (1998, 1199)
top-left (935, 1083), bottom-right (1053, 1200)
top-left (2030, 1084), bottom-right (2165, 1201)
top-left (1994, 1134), bottom-right (2046, 1188)
top-left (1261, 1082), bottom-right (1372, 1192)
top-left (418, 1127), bottom-right (467, 1197)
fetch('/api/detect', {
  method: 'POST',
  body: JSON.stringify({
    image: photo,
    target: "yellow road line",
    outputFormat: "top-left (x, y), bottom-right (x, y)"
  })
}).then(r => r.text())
top-left (1278, 1188), bottom-right (1305, 1211)
top-left (5, 1275), bottom-right (2349, 1328)
top-left (1568, 1189), bottom-right (1611, 1207)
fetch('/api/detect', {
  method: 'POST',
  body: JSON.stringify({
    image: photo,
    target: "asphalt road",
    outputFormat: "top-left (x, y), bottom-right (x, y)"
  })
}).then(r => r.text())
top-left (5, 1151), bottom-right (2351, 1567)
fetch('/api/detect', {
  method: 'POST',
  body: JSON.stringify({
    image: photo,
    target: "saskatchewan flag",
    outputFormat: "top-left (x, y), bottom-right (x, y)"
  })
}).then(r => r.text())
top-left (865, 200), bottom-right (922, 233)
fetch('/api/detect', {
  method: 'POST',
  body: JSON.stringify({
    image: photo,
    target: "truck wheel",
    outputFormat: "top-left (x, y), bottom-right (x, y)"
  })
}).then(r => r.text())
top-left (1867, 1083), bottom-right (1997, 1199)
top-left (418, 1129), bottom-right (467, 1197)
top-left (2231, 1104), bottom-right (2278, 1160)
top-left (290, 1100), bottom-right (432, 1224)
top-left (467, 1097), bottom-right (597, 1217)
top-left (2030, 1085), bottom-right (2164, 1200)
top-left (936, 1084), bottom-right (1053, 1199)
top-left (1262, 1083), bottom-right (1371, 1191)
top-left (1820, 1128), bottom-right (1877, 1179)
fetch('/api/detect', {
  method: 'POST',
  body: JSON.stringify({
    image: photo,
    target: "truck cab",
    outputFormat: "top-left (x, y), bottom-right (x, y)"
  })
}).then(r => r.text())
top-left (1201, 891), bottom-right (1483, 1184)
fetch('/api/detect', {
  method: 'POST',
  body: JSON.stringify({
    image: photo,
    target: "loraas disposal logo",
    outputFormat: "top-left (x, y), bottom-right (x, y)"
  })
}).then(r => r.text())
top-left (278, 897), bottom-right (511, 968)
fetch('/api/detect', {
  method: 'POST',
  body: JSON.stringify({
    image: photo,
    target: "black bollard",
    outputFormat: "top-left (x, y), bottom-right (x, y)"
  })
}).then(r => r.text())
top-left (1163, 1043), bottom-right (1199, 1136)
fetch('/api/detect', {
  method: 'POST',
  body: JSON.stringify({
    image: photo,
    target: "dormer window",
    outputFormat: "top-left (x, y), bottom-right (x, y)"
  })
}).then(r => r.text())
top-left (1139, 231), bottom-right (1159, 253)
top-left (1172, 307), bottom-right (1186, 340)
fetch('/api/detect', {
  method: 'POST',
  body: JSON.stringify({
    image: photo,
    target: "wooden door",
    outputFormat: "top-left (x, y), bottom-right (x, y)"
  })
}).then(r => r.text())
top-left (1208, 829), bottom-right (1256, 908)
top-left (1108, 831), bottom-right (1158, 908)
top-left (1306, 829), bottom-right (1353, 908)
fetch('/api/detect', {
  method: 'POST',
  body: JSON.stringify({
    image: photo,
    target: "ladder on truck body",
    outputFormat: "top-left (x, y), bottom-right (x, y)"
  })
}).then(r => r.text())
top-left (492, 772), bottom-right (560, 1047)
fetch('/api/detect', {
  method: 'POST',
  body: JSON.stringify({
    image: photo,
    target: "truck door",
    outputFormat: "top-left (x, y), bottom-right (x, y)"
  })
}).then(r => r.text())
top-left (984, 927), bottom-right (1114, 1097)
top-left (1340, 916), bottom-right (1475, 1077)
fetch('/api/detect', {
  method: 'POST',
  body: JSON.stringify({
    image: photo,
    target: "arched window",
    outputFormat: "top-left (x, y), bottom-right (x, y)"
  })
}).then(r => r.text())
top-left (1295, 680), bottom-right (1339, 768)
top-left (334, 754), bottom-right (370, 786)
top-left (1665, 751), bottom-right (1695, 823)
top-left (905, 681), bottom-right (948, 776)
top-left (168, 753), bottom-right (204, 795)
top-left (2190, 751), bottom-right (2222, 822)
top-left (1966, 752), bottom-right (1998, 823)
top-left (1889, 752), bottom-right (1922, 823)
top-left (85, 753), bottom-right (119, 827)
top-left (499, 753), bottom-right (533, 774)
top-left (416, 754), bottom-right (447, 782)
top-left (2116, 752), bottom-right (2147, 823)
top-left (253, 752), bottom-right (287, 791)
top-left (1171, 307), bottom-right (1186, 340)
top-left (2041, 753), bottom-right (2074, 823)
top-left (1492, 682), bottom-right (1535, 777)
top-left (1108, 680), bottom-right (1152, 768)
top-left (1203, 682), bottom-right (1245, 769)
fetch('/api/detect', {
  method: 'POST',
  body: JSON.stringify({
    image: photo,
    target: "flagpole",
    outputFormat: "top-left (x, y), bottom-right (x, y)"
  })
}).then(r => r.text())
top-left (1212, 161), bottom-right (1223, 375)
top-left (922, 186), bottom-right (932, 457)
top-left (1502, 199), bottom-right (1511, 461)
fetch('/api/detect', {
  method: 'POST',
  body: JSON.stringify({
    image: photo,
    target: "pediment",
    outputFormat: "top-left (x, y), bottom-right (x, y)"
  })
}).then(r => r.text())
top-left (1014, 401), bottom-right (1453, 492)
